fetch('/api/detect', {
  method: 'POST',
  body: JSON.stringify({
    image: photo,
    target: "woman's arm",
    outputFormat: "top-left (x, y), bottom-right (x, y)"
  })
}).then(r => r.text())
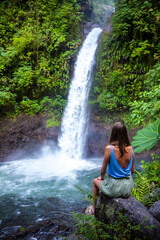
top-left (131, 150), bottom-right (135, 173)
top-left (100, 145), bottom-right (111, 180)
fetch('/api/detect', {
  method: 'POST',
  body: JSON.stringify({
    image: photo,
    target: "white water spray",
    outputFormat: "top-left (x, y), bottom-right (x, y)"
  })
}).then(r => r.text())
top-left (58, 28), bottom-right (102, 159)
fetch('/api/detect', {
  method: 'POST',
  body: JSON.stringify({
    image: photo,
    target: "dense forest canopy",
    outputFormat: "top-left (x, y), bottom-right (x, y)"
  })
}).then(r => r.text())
top-left (0, 0), bottom-right (84, 117)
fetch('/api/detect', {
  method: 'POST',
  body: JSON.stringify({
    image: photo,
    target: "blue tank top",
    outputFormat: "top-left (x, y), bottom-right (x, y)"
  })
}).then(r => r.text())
top-left (107, 145), bottom-right (133, 178)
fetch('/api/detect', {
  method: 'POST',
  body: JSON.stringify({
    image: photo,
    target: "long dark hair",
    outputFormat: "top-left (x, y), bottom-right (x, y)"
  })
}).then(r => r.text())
top-left (109, 122), bottom-right (131, 157)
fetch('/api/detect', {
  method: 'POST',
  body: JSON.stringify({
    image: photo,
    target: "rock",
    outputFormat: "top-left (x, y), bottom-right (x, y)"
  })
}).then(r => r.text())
top-left (144, 188), bottom-right (160, 208)
top-left (149, 200), bottom-right (160, 222)
top-left (105, 22), bottom-right (111, 32)
top-left (85, 119), bottom-right (111, 157)
top-left (95, 193), bottom-right (160, 240)
top-left (83, 21), bottom-right (99, 37)
top-left (0, 114), bottom-right (59, 162)
top-left (150, 188), bottom-right (160, 200)
top-left (0, 219), bottom-right (74, 240)
top-left (85, 205), bottom-right (94, 215)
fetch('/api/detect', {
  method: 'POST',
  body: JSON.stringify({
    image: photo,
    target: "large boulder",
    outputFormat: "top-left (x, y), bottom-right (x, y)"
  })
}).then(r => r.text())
top-left (95, 193), bottom-right (160, 240)
top-left (149, 200), bottom-right (160, 222)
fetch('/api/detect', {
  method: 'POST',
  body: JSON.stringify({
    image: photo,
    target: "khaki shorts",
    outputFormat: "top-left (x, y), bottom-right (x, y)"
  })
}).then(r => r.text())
top-left (100, 173), bottom-right (134, 198)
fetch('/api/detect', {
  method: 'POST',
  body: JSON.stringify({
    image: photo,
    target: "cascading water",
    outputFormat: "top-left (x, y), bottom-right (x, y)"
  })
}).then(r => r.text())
top-left (58, 28), bottom-right (102, 159)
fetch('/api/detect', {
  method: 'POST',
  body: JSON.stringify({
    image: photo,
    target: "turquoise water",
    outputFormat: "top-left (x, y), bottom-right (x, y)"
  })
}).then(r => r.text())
top-left (0, 146), bottom-right (102, 231)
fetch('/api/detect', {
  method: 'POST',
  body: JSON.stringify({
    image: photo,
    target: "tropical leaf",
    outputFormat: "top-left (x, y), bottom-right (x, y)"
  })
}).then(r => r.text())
top-left (132, 119), bottom-right (160, 153)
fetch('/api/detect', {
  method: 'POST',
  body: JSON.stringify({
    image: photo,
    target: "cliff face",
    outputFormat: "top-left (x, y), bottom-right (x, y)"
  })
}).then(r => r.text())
top-left (0, 114), bottom-right (58, 162)
top-left (0, 113), bottom-right (159, 162)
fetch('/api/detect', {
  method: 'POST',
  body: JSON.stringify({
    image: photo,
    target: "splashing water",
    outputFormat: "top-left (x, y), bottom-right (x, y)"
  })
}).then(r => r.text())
top-left (58, 28), bottom-right (102, 159)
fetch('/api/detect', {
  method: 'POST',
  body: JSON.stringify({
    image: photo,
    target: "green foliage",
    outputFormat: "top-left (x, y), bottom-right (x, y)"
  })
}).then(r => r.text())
top-left (18, 99), bottom-right (42, 116)
top-left (40, 96), bottom-right (66, 115)
top-left (97, 69), bottom-right (129, 111)
top-left (0, 87), bottom-right (17, 112)
top-left (131, 170), bottom-right (151, 205)
top-left (141, 155), bottom-right (160, 188)
top-left (75, 185), bottom-right (94, 204)
top-left (127, 63), bottom-right (160, 126)
top-left (72, 210), bottom-right (144, 240)
top-left (106, 212), bottom-right (144, 240)
top-left (13, 64), bottom-right (34, 97)
top-left (72, 213), bottom-right (111, 240)
top-left (132, 119), bottom-right (160, 153)
top-left (92, 0), bottom-right (160, 117)
top-left (132, 156), bottom-right (160, 207)
top-left (0, 0), bottom-right (83, 117)
top-left (40, 95), bottom-right (66, 117)
top-left (46, 115), bottom-right (60, 128)
top-left (9, 95), bottom-right (66, 117)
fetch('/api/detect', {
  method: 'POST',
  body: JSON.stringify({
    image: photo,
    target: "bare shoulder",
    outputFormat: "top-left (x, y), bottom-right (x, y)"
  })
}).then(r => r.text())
top-left (125, 145), bottom-right (131, 151)
top-left (105, 145), bottom-right (111, 150)
top-left (104, 145), bottom-right (111, 160)
top-left (105, 145), bottom-right (111, 154)
top-left (131, 145), bottom-right (135, 152)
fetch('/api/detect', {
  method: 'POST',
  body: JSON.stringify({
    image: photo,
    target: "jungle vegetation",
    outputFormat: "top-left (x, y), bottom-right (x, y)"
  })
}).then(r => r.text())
top-left (0, 0), bottom-right (84, 118)
top-left (92, 0), bottom-right (160, 128)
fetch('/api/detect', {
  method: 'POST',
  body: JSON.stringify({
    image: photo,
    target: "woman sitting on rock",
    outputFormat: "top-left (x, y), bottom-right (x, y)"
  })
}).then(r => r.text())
top-left (90, 122), bottom-right (135, 214)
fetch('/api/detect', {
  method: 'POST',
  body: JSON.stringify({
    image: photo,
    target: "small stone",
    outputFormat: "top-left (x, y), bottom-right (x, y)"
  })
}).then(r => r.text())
top-left (85, 205), bottom-right (95, 215)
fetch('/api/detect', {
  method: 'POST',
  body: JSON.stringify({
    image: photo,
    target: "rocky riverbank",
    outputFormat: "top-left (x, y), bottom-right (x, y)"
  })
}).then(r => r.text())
top-left (0, 217), bottom-right (77, 240)
top-left (0, 113), bottom-right (159, 163)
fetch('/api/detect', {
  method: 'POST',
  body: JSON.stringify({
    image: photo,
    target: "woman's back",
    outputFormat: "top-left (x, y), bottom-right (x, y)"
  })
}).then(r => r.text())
top-left (111, 145), bottom-right (132, 169)
top-left (107, 144), bottom-right (133, 179)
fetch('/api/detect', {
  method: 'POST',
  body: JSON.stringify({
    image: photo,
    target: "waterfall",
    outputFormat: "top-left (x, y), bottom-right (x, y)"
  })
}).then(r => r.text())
top-left (58, 28), bottom-right (102, 159)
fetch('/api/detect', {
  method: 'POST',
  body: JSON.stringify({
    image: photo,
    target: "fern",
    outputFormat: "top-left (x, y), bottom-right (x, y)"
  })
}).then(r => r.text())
top-left (131, 170), bottom-right (152, 206)
top-left (75, 185), bottom-right (94, 204)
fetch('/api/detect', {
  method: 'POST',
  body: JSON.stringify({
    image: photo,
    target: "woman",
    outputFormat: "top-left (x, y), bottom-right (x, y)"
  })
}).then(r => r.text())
top-left (92, 122), bottom-right (135, 212)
